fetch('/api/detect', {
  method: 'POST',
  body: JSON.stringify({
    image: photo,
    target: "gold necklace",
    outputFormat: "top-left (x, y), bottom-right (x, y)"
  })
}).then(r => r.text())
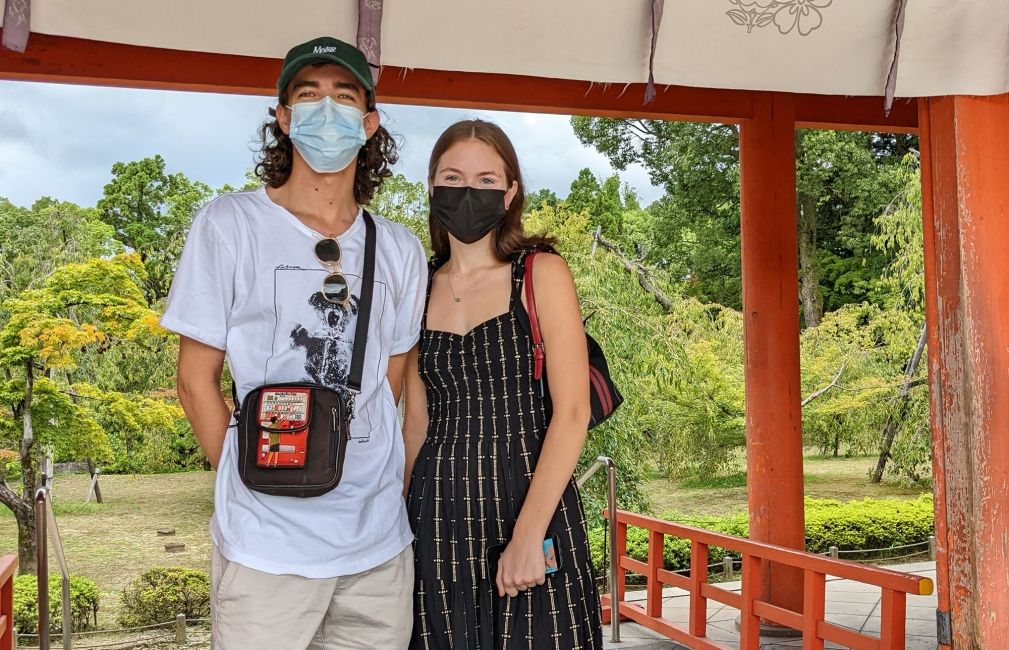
top-left (447, 274), bottom-right (463, 303)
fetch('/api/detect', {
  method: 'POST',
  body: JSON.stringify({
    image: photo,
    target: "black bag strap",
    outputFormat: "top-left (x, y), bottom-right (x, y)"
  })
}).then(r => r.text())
top-left (348, 210), bottom-right (376, 395)
top-left (232, 209), bottom-right (377, 418)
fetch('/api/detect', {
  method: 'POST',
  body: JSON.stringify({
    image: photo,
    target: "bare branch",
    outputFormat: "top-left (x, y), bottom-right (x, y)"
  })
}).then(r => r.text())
top-left (628, 120), bottom-right (657, 140)
top-left (802, 360), bottom-right (848, 407)
top-left (595, 233), bottom-right (674, 312)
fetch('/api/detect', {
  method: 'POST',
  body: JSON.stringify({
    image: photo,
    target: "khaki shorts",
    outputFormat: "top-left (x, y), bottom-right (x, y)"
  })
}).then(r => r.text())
top-left (211, 545), bottom-right (414, 650)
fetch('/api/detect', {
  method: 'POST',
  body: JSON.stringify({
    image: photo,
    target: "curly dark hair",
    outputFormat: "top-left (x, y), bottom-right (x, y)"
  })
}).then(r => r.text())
top-left (254, 75), bottom-right (398, 205)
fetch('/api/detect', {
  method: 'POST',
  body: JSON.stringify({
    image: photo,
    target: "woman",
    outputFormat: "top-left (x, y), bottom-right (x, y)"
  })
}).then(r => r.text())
top-left (403, 120), bottom-right (603, 649)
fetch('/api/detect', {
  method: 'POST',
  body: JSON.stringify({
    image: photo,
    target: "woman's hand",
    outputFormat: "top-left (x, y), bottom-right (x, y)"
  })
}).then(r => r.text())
top-left (495, 534), bottom-right (546, 597)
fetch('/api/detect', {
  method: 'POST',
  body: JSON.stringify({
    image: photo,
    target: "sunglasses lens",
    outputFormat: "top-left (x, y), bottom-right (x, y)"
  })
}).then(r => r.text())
top-left (321, 273), bottom-right (350, 304)
top-left (315, 238), bottom-right (341, 265)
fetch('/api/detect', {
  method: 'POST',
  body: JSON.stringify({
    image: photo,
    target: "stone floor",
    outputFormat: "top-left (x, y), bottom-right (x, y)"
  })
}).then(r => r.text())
top-left (602, 561), bottom-right (937, 650)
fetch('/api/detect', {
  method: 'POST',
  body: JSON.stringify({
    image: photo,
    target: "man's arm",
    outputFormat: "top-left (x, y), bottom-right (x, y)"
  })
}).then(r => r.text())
top-left (401, 344), bottom-right (428, 493)
top-left (387, 350), bottom-right (409, 407)
top-left (177, 336), bottom-right (231, 469)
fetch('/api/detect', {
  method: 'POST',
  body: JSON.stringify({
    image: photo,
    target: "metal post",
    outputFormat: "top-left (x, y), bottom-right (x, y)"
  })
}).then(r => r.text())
top-left (575, 456), bottom-right (620, 642)
top-left (35, 489), bottom-right (50, 650)
top-left (605, 457), bottom-right (620, 643)
top-left (61, 573), bottom-right (71, 650)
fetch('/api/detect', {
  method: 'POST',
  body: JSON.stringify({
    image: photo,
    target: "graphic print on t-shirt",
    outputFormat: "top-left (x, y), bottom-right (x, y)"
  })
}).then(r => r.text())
top-left (290, 291), bottom-right (358, 395)
top-left (273, 266), bottom-right (375, 443)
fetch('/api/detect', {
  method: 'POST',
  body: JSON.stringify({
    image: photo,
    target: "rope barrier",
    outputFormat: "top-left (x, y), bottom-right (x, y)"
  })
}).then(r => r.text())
top-left (17, 617), bottom-right (212, 644)
top-left (835, 540), bottom-right (929, 554)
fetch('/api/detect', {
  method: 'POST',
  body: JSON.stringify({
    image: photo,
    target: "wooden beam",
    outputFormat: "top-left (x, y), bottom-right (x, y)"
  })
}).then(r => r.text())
top-left (738, 92), bottom-right (805, 616)
top-left (917, 97), bottom-right (953, 650)
top-left (0, 31), bottom-right (917, 131)
top-left (920, 93), bottom-right (1009, 649)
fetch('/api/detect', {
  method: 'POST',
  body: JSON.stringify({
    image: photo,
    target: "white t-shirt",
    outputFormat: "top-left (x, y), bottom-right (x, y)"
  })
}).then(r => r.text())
top-left (161, 187), bottom-right (427, 578)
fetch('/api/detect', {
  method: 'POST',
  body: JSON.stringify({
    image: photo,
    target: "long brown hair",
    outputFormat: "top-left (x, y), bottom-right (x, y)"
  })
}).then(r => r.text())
top-left (255, 64), bottom-right (397, 205)
top-left (428, 120), bottom-right (555, 263)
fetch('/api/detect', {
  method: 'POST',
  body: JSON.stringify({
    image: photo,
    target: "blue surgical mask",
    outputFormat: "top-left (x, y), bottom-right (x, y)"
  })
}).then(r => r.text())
top-left (287, 97), bottom-right (367, 173)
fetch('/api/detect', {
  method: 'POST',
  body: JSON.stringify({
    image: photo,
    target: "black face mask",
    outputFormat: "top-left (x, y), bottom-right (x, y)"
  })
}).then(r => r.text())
top-left (430, 186), bottom-right (507, 244)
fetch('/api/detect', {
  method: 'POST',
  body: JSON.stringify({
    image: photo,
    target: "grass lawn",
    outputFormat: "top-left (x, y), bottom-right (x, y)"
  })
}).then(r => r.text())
top-left (0, 471), bottom-right (215, 628)
top-left (646, 454), bottom-right (930, 518)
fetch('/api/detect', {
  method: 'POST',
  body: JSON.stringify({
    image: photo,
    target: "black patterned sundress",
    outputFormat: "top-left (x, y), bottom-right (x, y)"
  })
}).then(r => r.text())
top-left (407, 252), bottom-right (603, 650)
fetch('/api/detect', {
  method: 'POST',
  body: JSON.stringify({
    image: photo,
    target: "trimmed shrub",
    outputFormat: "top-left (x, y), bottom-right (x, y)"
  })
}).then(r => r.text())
top-left (118, 567), bottom-right (210, 628)
top-left (803, 494), bottom-right (934, 553)
top-left (587, 494), bottom-right (934, 576)
top-left (13, 574), bottom-right (100, 634)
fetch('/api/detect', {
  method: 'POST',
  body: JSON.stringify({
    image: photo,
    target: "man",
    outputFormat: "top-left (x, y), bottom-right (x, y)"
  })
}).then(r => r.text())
top-left (161, 36), bottom-right (426, 649)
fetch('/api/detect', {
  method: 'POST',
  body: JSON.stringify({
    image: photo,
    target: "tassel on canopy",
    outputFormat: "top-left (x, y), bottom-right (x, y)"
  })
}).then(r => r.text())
top-left (645, 0), bottom-right (665, 104)
top-left (357, 0), bottom-right (384, 85)
top-left (2, 0), bottom-right (31, 53)
top-left (884, 0), bottom-right (908, 116)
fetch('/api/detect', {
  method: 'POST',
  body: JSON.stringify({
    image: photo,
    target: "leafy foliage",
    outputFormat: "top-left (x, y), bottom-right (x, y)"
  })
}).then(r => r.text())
top-left (96, 155), bottom-right (212, 301)
top-left (118, 567), bottom-right (211, 627)
top-left (368, 173), bottom-right (430, 248)
top-left (571, 118), bottom-right (916, 316)
top-left (13, 574), bottom-right (101, 633)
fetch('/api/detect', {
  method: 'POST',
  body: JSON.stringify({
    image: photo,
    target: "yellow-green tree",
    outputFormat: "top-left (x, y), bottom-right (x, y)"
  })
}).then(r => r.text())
top-left (0, 255), bottom-right (165, 573)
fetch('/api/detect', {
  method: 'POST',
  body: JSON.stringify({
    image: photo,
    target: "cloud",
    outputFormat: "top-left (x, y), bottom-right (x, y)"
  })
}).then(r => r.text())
top-left (0, 80), bottom-right (663, 209)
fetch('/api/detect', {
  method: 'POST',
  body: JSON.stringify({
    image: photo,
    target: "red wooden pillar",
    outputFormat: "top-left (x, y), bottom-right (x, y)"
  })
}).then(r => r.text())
top-left (919, 93), bottom-right (1009, 649)
top-left (738, 92), bottom-right (805, 615)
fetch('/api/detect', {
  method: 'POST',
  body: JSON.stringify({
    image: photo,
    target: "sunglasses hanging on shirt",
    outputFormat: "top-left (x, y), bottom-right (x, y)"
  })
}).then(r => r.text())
top-left (315, 237), bottom-right (350, 306)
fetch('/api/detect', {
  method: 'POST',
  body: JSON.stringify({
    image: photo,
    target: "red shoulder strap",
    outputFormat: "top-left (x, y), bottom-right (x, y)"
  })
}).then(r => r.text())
top-left (524, 252), bottom-right (545, 381)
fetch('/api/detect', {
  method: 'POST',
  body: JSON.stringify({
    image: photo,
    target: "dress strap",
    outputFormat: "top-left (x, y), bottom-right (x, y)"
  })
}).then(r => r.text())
top-left (510, 251), bottom-right (529, 309)
top-left (422, 258), bottom-right (441, 330)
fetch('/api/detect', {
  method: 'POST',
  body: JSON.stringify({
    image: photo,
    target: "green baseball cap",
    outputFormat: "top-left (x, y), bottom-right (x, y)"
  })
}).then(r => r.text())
top-left (276, 36), bottom-right (375, 101)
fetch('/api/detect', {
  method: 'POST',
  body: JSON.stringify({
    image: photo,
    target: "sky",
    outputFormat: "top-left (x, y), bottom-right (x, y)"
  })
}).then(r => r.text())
top-left (0, 79), bottom-right (662, 210)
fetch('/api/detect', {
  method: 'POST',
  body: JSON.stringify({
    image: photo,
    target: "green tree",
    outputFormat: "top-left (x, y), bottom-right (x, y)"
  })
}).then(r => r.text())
top-left (0, 198), bottom-right (121, 303)
top-left (0, 255), bottom-right (166, 573)
top-left (96, 156), bottom-right (212, 302)
top-left (525, 188), bottom-right (560, 214)
top-left (869, 154), bottom-right (930, 483)
top-left (572, 118), bottom-right (915, 317)
top-left (215, 169), bottom-right (263, 195)
top-left (572, 119), bottom-right (742, 307)
top-left (565, 169), bottom-right (625, 237)
top-left (367, 173), bottom-right (430, 250)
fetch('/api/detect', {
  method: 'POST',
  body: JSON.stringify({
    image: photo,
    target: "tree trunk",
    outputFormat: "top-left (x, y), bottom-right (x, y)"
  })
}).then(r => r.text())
top-left (872, 323), bottom-right (928, 482)
top-left (18, 359), bottom-right (39, 574)
top-left (16, 508), bottom-right (36, 575)
top-left (20, 361), bottom-right (38, 500)
top-left (797, 190), bottom-right (823, 328)
top-left (0, 476), bottom-right (37, 575)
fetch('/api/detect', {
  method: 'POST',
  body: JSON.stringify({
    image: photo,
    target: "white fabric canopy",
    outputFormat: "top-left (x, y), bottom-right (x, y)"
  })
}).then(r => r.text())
top-left (22, 0), bottom-right (1009, 97)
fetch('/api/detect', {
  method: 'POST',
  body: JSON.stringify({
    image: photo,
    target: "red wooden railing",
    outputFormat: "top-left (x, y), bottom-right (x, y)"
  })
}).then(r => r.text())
top-left (0, 555), bottom-right (16, 650)
top-left (600, 511), bottom-right (933, 650)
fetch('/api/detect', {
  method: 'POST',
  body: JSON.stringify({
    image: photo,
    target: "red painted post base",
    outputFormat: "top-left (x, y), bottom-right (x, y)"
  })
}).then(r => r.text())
top-left (599, 594), bottom-right (631, 625)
